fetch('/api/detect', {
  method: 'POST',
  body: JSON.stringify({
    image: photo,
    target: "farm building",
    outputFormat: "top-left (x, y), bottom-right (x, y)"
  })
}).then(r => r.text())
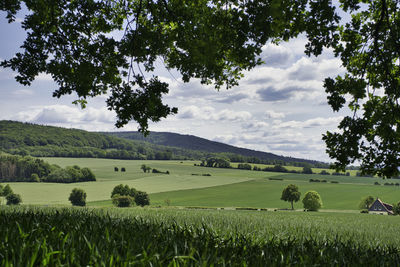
top-left (368, 198), bottom-right (394, 215)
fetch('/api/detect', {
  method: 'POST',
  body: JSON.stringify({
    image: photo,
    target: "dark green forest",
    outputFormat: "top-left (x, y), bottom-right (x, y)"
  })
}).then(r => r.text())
top-left (1, 121), bottom-right (328, 167)
top-left (0, 154), bottom-right (95, 183)
top-left (0, 121), bottom-right (206, 160)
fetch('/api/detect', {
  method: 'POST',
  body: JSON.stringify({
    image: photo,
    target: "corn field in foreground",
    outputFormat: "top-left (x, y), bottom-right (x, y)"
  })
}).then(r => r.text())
top-left (1, 206), bottom-right (400, 266)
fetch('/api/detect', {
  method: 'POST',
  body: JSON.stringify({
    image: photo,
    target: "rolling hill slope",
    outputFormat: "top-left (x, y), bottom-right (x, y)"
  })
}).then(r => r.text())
top-left (106, 131), bottom-right (328, 167)
top-left (0, 120), bottom-right (327, 166)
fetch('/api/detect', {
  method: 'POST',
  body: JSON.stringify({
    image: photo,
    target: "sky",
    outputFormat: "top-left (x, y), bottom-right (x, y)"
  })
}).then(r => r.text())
top-left (0, 10), bottom-right (350, 163)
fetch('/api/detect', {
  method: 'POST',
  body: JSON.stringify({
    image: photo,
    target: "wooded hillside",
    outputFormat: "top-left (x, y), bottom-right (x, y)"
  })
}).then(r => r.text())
top-left (1, 121), bottom-right (328, 167)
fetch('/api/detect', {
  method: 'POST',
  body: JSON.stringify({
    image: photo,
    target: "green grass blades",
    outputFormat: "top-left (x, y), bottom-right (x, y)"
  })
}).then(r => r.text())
top-left (1, 206), bottom-right (400, 266)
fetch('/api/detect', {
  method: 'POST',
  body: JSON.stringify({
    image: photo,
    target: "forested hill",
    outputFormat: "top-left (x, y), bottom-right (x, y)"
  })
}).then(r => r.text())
top-left (105, 132), bottom-right (328, 167)
top-left (0, 121), bottom-right (207, 160)
top-left (0, 120), bottom-right (327, 166)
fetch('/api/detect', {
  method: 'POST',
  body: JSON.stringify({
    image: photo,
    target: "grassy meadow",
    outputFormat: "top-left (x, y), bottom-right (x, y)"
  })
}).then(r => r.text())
top-left (1, 157), bottom-right (399, 210)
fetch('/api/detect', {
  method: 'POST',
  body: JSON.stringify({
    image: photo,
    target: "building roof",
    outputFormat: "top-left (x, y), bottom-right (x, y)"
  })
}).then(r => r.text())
top-left (368, 198), bottom-right (394, 214)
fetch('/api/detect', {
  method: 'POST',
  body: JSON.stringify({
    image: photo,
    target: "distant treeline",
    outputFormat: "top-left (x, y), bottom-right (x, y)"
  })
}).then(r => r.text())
top-left (107, 131), bottom-right (331, 168)
top-left (0, 154), bottom-right (95, 183)
top-left (198, 158), bottom-right (364, 177)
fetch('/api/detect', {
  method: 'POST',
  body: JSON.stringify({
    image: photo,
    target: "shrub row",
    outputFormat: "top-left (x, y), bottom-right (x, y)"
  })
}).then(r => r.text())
top-left (309, 179), bottom-right (328, 183)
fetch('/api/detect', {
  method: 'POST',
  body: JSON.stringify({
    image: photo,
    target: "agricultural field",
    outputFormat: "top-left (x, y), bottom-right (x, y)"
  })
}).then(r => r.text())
top-left (1, 206), bottom-right (400, 265)
top-left (2, 158), bottom-right (400, 265)
top-left (1, 157), bottom-right (399, 210)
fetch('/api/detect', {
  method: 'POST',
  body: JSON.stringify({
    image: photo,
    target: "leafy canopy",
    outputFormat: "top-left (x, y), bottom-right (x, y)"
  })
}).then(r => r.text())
top-left (280, 184), bottom-right (301, 210)
top-left (69, 188), bottom-right (87, 206)
top-left (2, 0), bottom-right (400, 176)
top-left (0, 0), bottom-right (326, 134)
top-left (302, 191), bottom-right (323, 211)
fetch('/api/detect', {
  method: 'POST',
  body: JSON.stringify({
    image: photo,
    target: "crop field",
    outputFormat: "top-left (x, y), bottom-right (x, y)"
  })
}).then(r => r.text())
top-left (1, 158), bottom-right (399, 210)
top-left (1, 206), bottom-right (400, 265)
top-left (2, 158), bottom-right (400, 265)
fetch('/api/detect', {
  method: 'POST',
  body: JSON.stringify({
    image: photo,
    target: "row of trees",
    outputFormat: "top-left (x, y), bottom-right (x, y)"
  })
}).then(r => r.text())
top-left (281, 184), bottom-right (322, 211)
top-left (200, 159), bottom-right (354, 177)
top-left (0, 154), bottom-right (95, 183)
top-left (68, 185), bottom-right (150, 207)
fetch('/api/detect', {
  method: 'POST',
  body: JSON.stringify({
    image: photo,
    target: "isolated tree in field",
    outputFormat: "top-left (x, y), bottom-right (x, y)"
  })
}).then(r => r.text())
top-left (302, 166), bottom-right (313, 174)
top-left (302, 191), bottom-right (322, 211)
top-left (140, 164), bottom-right (150, 173)
top-left (114, 167), bottom-right (119, 172)
top-left (2, 1), bottom-right (400, 176)
top-left (359, 196), bottom-right (375, 210)
top-left (6, 193), bottom-right (22, 205)
top-left (69, 188), bottom-right (87, 206)
top-left (281, 184), bottom-right (301, 210)
top-left (135, 191), bottom-right (150, 207)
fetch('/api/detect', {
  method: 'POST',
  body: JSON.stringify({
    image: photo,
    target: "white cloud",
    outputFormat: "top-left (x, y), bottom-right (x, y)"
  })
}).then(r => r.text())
top-left (12, 89), bottom-right (34, 96)
top-left (272, 116), bottom-right (343, 130)
top-left (265, 110), bottom-right (285, 119)
top-left (36, 73), bottom-right (53, 81)
top-left (178, 105), bottom-right (251, 122)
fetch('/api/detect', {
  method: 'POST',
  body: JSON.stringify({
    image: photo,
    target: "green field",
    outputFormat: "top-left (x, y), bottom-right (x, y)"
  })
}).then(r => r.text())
top-left (1, 206), bottom-right (400, 265)
top-left (1, 158), bottom-right (398, 210)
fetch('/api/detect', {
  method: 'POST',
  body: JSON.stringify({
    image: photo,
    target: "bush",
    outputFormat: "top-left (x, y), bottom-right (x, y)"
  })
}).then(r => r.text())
top-left (114, 167), bottom-right (119, 172)
top-left (393, 202), bottom-right (400, 215)
top-left (112, 195), bottom-right (133, 207)
top-left (6, 193), bottom-right (22, 205)
top-left (152, 168), bottom-right (169, 174)
top-left (135, 191), bottom-right (150, 206)
top-left (121, 167), bottom-right (126, 172)
top-left (330, 181), bottom-right (339, 184)
top-left (68, 188), bottom-right (87, 206)
top-left (360, 209), bottom-right (369, 214)
top-left (111, 184), bottom-right (136, 198)
top-left (302, 191), bottom-right (322, 211)
top-left (1, 184), bottom-right (13, 197)
top-left (374, 182), bottom-right (380, 185)
top-left (30, 173), bottom-right (40, 182)
top-left (359, 196), bottom-right (374, 210)
top-left (319, 170), bottom-right (330, 175)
